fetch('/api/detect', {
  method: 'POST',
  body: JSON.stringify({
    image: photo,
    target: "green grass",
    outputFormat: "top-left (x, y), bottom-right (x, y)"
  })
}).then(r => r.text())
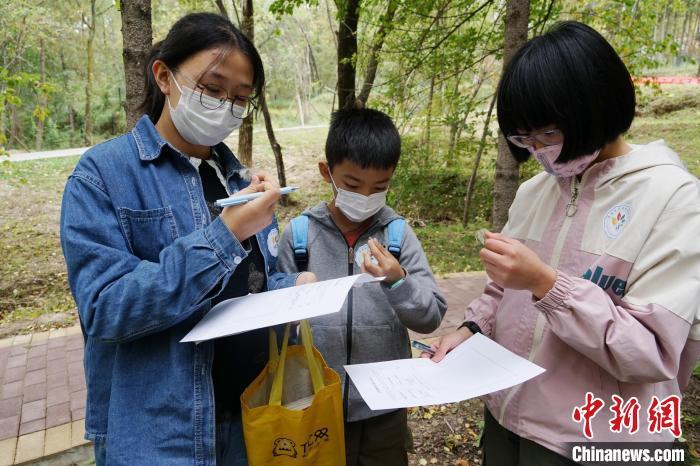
top-left (642, 62), bottom-right (698, 77)
top-left (0, 155), bottom-right (80, 187)
top-left (414, 222), bottom-right (489, 276)
top-left (628, 107), bottom-right (700, 177)
top-left (0, 156), bottom-right (79, 331)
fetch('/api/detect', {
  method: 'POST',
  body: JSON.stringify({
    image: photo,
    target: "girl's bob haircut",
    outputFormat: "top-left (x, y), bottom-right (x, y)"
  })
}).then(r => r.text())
top-left (497, 21), bottom-right (636, 163)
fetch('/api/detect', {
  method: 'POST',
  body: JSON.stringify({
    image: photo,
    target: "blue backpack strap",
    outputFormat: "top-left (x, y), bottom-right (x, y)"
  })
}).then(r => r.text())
top-left (290, 215), bottom-right (310, 271)
top-left (386, 218), bottom-right (406, 260)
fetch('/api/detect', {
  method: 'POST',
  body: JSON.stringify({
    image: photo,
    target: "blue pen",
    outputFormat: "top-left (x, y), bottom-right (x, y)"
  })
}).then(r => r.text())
top-left (411, 340), bottom-right (435, 355)
top-left (215, 186), bottom-right (300, 208)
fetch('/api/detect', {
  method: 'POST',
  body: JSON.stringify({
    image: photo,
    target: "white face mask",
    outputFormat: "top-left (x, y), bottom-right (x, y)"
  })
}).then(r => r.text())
top-left (167, 72), bottom-right (245, 146)
top-left (329, 172), bottom-right (387, 223)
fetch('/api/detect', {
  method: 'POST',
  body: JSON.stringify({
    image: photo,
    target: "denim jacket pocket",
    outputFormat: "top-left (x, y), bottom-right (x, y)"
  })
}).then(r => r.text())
top-left (118, 206), bottom-right (179, 262)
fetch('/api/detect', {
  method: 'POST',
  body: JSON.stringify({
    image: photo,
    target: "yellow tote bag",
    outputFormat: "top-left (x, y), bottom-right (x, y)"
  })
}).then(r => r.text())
top-left (241, 321), bottom-right (346, 465)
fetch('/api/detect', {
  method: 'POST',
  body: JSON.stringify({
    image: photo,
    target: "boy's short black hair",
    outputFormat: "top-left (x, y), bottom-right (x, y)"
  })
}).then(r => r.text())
top-left (325, 108), bottom-right (401, 170)
top-left (497, 21), bottom-right (636, 163)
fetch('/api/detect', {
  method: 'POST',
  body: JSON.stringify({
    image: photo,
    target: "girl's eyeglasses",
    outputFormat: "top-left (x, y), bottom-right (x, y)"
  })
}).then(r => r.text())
top-left (507, 129), bottom-right (563, 149)
top-left (175, 70), bottom-right (257, 119)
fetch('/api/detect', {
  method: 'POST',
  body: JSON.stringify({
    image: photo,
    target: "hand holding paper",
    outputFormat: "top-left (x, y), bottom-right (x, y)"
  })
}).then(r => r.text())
top-left (344, 333), bottom-right (545, 410)
top-left (181, 273), bottom-right (382, 343)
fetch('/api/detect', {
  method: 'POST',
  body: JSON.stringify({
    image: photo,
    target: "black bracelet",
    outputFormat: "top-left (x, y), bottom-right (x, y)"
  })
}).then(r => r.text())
top-left (458, 321), bottom-right (482, 335)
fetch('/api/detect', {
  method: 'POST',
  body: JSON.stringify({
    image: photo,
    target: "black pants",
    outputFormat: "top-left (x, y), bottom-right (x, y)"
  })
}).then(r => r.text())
top-left (345, 409), bottom-right (411, 466)
top-left (483, 408), bottom-right (579, 466)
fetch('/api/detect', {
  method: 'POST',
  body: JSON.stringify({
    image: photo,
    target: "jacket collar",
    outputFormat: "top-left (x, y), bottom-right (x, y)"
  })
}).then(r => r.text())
top-left (132, 115), bottom-right (168, 162)
top-left (131, 114), bottom-right (244, 178)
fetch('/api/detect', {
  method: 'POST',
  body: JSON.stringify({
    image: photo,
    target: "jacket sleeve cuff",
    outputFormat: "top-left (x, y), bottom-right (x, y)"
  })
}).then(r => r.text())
top-left (535, 271), bottom-right (575, 314)
top-left (268, 272), bottom-right (301, 291)
top-left (462, 312), bottom-right (493, 337)
top-left (203, 216), bottom-right (248, 271)
top-left (382, 271), bottom-right (417, 303)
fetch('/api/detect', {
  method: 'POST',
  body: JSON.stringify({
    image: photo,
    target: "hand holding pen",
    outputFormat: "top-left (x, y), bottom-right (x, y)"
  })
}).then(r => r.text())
top-left (220, 172), bottom-right (285, 242)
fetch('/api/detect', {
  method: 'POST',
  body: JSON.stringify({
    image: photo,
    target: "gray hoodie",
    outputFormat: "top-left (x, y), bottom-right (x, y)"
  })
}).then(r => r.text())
top-left (277, 202), bottom-right (448, 422)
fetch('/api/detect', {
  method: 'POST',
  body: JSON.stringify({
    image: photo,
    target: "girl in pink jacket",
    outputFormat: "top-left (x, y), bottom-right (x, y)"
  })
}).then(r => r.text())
top-left (428, 21), bottom-right (700, 465)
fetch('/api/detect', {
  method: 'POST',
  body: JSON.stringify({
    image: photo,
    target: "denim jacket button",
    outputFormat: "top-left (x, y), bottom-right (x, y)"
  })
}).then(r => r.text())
top-left (233, 255), bottom-right (242, 265)
top-left (191, 176), bottom-right (197, 186)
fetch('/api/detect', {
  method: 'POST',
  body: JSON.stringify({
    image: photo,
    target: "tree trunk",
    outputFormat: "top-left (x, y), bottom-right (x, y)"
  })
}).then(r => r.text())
top-left (120, 0), bottom-right (152, 129)
top-left (295, 93), bottom-right (306, 126)
top-left (35, 39), bottom-right (46, 150)
top-left (337, 0), bottom-right (361, 109)
top-left (662, 1), bottom-right (672, 43)
top-left (261, 94), bottom-right (289, 205)
top-left (356, 0), bottom-right (398, 106)
top-left (452, 67), bottom-right (485, 157)
top-left (10, 105), bottom-right (26, 150)
top-left (84, 0), bottom-right (96, 146)
top-left (448, 123), bottom-right (458, 159)
top-left (293, 38), bottom-right (312, 124)
top-left (491, 0), bottom-right (529, 231)
top-left (463, 93), bottom-right (496, 225)
top-left (670, 11), bottom-right (679, 44)
top-left (0, 105), bottom-right (6, 152)
top-left (689, 11), bottom-right (699, 55)
top-left (214, 0), bottom-right (229, 18)
top-left (238, 0), bottom-right (254, 166)
top-left (424, 75), bottom-right (435, 154)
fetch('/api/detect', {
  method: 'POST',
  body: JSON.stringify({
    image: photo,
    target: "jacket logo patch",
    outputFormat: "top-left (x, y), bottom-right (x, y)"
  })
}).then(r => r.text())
top-left (603, 204), bottom-right (631, 239)
top-left (583, 266), bottom-right (627, 297)
top-left (267, 228), bottom-right (279, 257)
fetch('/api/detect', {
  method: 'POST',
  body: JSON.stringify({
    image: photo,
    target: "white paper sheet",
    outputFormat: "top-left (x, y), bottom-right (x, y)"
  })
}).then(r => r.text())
top-left (344, 333), bottom-right (545, 410)
top-left (181, 273), bottom-right (383, 343)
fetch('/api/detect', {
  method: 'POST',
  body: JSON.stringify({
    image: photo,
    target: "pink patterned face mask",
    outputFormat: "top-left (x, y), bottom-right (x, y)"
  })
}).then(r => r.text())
top-left (530, 144), bottom-right (600, 177)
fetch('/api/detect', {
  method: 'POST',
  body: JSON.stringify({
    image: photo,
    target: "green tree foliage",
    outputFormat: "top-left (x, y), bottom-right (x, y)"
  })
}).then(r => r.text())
top-left (0, 0), bottom-right (694, 224)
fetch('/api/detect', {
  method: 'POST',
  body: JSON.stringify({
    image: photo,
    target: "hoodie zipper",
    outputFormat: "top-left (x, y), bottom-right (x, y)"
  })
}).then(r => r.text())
top-left (325, 213), bottom-right (383, 418)
top-left (343, 244), bottom-right (354, 416)
top-left (498, 175), bottom-right (584, 425)
top-left (323, 210), bottom-right (387, 417)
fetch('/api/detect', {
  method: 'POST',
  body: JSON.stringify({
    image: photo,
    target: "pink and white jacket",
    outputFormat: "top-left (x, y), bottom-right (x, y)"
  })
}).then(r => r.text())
top-left (465, 140), bottom-right (700, 456)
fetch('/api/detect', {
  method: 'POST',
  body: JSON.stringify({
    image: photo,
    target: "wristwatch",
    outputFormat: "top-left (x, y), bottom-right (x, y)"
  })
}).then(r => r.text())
top-left (458, 320), bottom-right (482, 335)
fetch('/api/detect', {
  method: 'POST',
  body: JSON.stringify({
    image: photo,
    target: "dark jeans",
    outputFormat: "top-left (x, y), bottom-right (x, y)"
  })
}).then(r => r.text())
top-left (483, 408), bottom-right (579, 466)
top-left (94, 438), bottom-right (106, 466)
top-left (216, 412), bottom-right (248, 465)
top-left (93, 417), bottom-right (248, 465)
top-left (345, 409), bottom-right (411, 466)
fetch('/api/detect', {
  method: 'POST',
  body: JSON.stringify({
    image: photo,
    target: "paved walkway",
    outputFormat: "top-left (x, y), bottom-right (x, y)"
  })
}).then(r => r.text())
top-left (6, 124), bottom-right (330, 163)
top-left (0, 272), bottom-right (486, 464)
top-left (0, 327), bottom-right (89, 464)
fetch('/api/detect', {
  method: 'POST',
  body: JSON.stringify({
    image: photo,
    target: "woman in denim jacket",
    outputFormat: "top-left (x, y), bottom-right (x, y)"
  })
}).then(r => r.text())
top-left (60, 13), bottom-right (314, 465)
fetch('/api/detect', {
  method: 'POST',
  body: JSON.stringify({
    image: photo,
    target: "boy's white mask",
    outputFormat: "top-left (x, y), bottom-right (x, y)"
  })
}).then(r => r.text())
top-left (328, 172), bottom-right (387, 223)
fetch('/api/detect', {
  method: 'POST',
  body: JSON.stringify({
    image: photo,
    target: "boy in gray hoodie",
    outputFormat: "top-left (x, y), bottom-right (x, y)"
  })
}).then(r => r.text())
top-left (277, 108), bottom-right (448, 465)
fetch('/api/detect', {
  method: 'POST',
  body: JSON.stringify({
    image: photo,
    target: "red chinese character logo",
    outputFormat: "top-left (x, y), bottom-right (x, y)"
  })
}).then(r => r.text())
top-left (609, 395), bottom-right (640, 434)
top-left (572, 392), bottom-right (605, 439)
top-left (647, 395), bottom-right (681, 438)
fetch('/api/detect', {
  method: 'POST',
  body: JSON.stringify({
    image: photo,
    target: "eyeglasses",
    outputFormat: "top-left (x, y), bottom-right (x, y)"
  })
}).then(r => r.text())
top-left (174, 69), bottom-right (258, 119)
top-left (507, 129), bottom-right (563, 149)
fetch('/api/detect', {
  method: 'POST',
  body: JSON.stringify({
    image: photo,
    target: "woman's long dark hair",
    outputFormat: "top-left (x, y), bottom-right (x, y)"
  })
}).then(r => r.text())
top-left (140, 12), bottom-right (265, 123)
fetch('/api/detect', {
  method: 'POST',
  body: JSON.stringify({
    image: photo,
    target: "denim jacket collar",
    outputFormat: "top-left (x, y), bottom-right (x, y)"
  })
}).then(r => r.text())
top-left (132, 115), bottom-right (245, 180)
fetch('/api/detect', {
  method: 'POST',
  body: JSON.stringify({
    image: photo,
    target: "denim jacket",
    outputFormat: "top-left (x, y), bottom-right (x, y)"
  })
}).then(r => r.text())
top-left (60, 115), bottom-right (298, 465)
